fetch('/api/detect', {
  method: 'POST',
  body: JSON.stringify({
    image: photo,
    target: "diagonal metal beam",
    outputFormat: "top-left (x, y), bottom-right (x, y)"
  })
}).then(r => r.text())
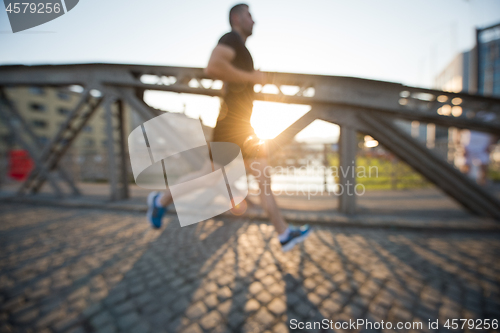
top-left (17, 88), bottom-right (92, 195)
top-left (0, 98), bottom-right (63, 196)
top-left (0, 87), bottom-right (80, 191)
top-left (0, 88), bottom-right (82, 196)
top-left (359, 113), bottom-right (500, 219)
top-left (268, 108), bottom-right (318, 154)
top-left (27, 95), bottom-right (104, 194)
top-left (117, 87), bottom-right (205, 167)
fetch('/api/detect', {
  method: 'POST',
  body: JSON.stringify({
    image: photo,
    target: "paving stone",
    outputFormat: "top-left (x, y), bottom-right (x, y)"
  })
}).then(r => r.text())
top-left (170, 297), bottom-right (190, 315)
top-left (286, 292), bottom-right (301, 306)
top-left (249, 282), bottom-right (264, 295)
top-left (217, 300), bottom-right (232, 315)
top-left (147, 278), bottom-right (162, 289)
top-left (36, 308), bottom-right (66, 329)
top-left (294, 301), bottom-right (312, 316)
top-left (267, 283), bottom-right (283, 295)
top-left (321, 299), bottom-right (342, 315)
top-left (217, 286), bottom-right (232, 301)
top-left (267, 298), bottom-right (286, 317)
top-left (82, 302), bottom-right (103, 318)
top-left (12, 308), bottom-right (39, 324)
top-left (245, 299), bottom-right (261, 312)
top-left (272, 322), bottom-right (289, 333)
top-left (1, 297), bottom-right (24, 312)
top-left (204, 293), bottom-right (218, 309)
top-left (90, 311), bottom-right (113, 329)
top-left (148, 310), bottom-right (171, 329)
top-left (67, 326), bottom-right (86, 333)
top-left (185, 302), bottom-right (207, 320)
top-left (141, 301), bottom-right (162, 315)
top-left (254, 308), bottom-right (275, 326)
top-left (303, 278), bottom-right (317, 291)
top-left (256, 290), bottom-right (273, 304)
top-left (170, 278), bottom-right (185, 289)
top-left (134, 293), bottom-right (154, 307)
top-left (104, 290), bottom-right (127, 306)
top-left (261, 275), bottom-right (276, 286)
top-left (181, 323), bottom-right (203, 333)
top-left (53, 312), bottom-right (81, 332)
top-left (129, 284), bottom-right (145, 296)
top-left (307, 292), bottom-right (322, 306)
top-left (227, 311), bottom-right (246, 330)
top-left (68, 287), bottom-right (90, 302)
top-left (217, 274), bottom-right (233, 287)
top-left (113, 300), bottom-right (135, 315)
top-left (199, 311), bottom-right (222, 330)
top-left (128, 320), bottom-right (151, 333)
top-left (117, 312), bottom-right (140, 330)
top-left (231, 291), bottom-right (248, 310)
top-left (26, 288), bottom-right (51, 300)
top-left (204, 282), bottom-right (218, 293)
top-left (96, 323), bottom-right (117, 333)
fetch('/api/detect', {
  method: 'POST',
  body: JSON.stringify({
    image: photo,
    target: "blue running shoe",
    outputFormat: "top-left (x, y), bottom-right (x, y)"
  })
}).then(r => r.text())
top-left (280, 224), bottom-right (311, 252)
top-left (147, 192), bottom-right (166, 229)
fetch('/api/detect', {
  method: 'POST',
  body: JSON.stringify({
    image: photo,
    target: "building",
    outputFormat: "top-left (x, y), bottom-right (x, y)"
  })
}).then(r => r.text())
top-left (0, 85), bottom-right (215, 182)
top-left (435, 21), bottom-right (500, 97)
top-left (434, 21), bottom-right (500, 165)
top-left (477, 23), bottom-right (500, 96)
top-left (0, 86), bottom-right (135, 154)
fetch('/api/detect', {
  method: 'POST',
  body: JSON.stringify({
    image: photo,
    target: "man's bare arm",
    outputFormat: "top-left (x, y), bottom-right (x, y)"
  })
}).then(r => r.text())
top-left (204, 44), bottom-right (265, 84)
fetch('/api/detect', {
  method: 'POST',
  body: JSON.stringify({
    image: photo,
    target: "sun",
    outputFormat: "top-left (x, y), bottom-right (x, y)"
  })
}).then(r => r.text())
top-left (250, 101), bottom-right (310, 140)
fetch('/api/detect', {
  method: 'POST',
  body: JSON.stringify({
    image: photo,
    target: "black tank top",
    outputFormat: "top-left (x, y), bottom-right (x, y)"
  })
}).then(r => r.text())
top-left (216, 31), bottom-right (255, 122)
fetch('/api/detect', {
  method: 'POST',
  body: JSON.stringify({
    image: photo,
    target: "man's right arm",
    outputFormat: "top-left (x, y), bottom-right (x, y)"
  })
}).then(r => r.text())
top-left (204, 44), bottom-right (265, 84)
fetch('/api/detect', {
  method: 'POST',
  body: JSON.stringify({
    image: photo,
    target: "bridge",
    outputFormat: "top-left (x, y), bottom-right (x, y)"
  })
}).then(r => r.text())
top-left (1, 63), bottom-right (499, 219)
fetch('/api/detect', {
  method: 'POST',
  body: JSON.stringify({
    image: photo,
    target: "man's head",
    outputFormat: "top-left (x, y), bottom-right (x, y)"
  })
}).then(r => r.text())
top-left (229, 4), bottom-right (254, 37)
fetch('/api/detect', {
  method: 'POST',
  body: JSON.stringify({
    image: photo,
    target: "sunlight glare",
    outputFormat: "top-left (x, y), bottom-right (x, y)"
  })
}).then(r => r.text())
top-left (250, 101), bottom-right (310, 139)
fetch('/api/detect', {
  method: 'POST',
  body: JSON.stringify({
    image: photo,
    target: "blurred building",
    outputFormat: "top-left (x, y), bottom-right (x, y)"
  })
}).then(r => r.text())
top-left (435, 21), bottom-right (500, 97)
top-left (0, 86), bottom-right (135, 155)
top-left (0, 86), bottom-right (215, 182)
top-left (434, 21), bottom-right (500, 164)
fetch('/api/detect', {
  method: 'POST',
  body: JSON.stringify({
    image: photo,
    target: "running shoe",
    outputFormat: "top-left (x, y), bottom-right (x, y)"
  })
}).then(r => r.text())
top-left (147, 192), bottom-right (166, 229)
top-left (280, 224), bottom-right (311, 252)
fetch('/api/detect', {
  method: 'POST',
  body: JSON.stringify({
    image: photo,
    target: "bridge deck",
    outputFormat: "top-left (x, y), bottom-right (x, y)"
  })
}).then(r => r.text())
top-left (0, 203), bottom-right (499, 332)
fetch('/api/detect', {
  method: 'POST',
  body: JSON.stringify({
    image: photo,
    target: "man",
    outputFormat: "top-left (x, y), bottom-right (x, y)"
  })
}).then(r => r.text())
top-left (147, 3), bottom-right (310, 252)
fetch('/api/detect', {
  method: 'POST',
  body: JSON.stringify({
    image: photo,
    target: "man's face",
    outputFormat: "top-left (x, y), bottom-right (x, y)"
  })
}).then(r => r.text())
top-left (236, 7), bottom-right (255, 37)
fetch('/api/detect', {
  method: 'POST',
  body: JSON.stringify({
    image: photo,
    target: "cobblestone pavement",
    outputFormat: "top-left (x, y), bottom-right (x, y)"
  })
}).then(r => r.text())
top-left (0, 203), bottom-right (499, 333)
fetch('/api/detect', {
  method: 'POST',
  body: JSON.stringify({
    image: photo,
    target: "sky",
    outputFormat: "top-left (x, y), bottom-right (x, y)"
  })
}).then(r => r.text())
top-left (1, 0), bottom-right (500, 142)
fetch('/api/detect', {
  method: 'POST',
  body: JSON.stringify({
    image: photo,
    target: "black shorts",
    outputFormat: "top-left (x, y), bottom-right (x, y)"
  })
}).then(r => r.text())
top-left (211, 123), bottom-right (266, 160)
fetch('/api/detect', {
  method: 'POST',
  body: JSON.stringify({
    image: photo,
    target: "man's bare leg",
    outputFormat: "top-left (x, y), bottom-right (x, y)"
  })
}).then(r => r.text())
top-left (158, 156), bottom-right (287, 233)
top-left (247, 158), bottom-right (287, 234)
top-left (149, 151), bottom-right (309, 250)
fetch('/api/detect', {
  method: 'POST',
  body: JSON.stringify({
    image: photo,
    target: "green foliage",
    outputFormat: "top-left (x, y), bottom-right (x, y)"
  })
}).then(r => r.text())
top-left (327, 153), bottom-right (432, 190)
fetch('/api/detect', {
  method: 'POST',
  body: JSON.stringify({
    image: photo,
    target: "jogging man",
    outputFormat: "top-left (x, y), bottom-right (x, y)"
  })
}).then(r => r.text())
top-left (147, 3), bottom-right (311, 252)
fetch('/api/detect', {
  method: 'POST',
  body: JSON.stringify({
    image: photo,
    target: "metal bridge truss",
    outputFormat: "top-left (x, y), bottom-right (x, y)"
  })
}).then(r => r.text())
top-left (0, 64), bottom-right (499, 219)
